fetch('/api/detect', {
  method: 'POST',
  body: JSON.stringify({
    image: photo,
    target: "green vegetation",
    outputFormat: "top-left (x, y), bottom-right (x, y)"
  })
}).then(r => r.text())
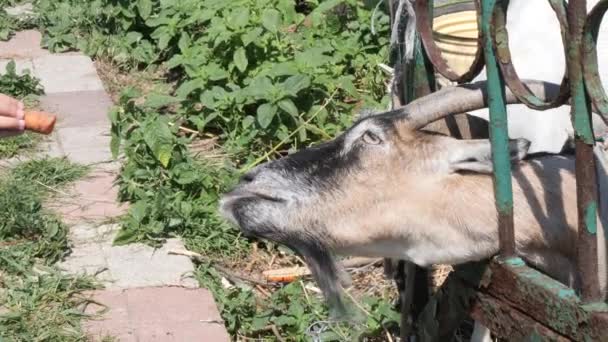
top-left (0, 52), bottom-right (95, 341)
top-left (0, 157), bottom-right (94, 341)
top-left (26, 0), bottom-right (400, 339)
top-left (0, 0), bottom-right (36, 40)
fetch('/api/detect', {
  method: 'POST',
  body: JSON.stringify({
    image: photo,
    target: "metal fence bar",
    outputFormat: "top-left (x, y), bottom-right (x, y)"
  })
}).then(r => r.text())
top-left (568, 0), bottom-right (602, 303)
top-left (481, 0), bottom-right (515, 257)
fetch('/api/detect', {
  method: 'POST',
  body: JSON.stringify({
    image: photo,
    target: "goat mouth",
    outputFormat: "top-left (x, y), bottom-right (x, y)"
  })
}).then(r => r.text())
top-left (219, 189), bottom-right (284, 224)
top-left (222, 189), bottom-right (284, 204)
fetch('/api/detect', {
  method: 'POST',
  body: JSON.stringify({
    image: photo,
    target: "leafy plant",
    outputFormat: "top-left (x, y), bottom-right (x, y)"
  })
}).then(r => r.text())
top-left (0, 60), bottom-right (44, 99)
top-left (197, 264), bottom-right (400, 341)
top-left (33, 0), bottom-right (399, 339)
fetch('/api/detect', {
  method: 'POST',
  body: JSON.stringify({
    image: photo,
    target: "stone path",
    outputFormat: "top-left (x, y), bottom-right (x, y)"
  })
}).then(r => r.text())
top-left (0, 30), bottom-right (229, 341)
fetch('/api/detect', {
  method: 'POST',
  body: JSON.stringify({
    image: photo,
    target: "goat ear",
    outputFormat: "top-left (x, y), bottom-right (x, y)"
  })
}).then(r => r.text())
top-left (449, 138), bottom-right (531, 174)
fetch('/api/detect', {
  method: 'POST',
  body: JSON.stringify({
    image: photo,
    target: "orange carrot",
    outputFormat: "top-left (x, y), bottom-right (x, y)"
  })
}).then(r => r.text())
top-left (263, 266), bottom-right (310, 283)
top-left (24, 111), bottom-right (56, 135)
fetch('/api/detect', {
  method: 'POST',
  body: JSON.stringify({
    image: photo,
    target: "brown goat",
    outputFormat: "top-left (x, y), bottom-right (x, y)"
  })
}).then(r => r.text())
top-left (220, 80), bottom-right (607, 317)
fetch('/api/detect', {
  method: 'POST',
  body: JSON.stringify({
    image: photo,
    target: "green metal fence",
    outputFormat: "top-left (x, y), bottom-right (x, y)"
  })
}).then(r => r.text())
top-left (389, 0), bottom-right (608, 339)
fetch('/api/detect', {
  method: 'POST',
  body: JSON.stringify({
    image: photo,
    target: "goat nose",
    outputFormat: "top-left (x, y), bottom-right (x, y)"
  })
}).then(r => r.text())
top-left (240, 167), bottom-right (261, 183)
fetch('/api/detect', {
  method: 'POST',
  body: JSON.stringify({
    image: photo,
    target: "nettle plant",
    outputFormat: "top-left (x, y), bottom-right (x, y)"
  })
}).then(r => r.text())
top-left (167, 0), bottom-right (391, 152)
top-left (106, 0), bottom-right (390, 243)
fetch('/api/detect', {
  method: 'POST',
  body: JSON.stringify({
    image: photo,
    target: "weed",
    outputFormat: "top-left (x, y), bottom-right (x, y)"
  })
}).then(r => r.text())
top-left (196, 264), bottom-right (400, 341)
top-left (0, 60), bottom-right (44, 98)
top-left (32, 0), bottom-right (401, 339)
top-left (0, 157), bottom-right (96, 340)
top-left (0, 133), bottom-right (39, 159)
top-left (0, 271), bottom-right (98, 342)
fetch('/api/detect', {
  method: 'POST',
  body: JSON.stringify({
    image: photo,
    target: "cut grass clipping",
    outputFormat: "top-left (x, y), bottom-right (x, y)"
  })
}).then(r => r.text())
top-left (0, 157), bottom-right (98, 341)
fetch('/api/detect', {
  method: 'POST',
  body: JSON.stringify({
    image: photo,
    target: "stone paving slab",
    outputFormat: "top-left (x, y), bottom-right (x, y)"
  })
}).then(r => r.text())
top-left (54, 125), bottom-right (113, 164)
top-left (0, 30), bottom-right (50, 59)
top-left (47, 167), bottom-right (126, 224)
top-left (84, 287), bottom-right (229, 342)
top-left (40, 90), bottom-right (113, 128)
top-left (60, 224), bottom-right (198, 289)
top-left (33, 55), bottom-right (105, 94)
top-left (6, 3), bottom-right (34, 17)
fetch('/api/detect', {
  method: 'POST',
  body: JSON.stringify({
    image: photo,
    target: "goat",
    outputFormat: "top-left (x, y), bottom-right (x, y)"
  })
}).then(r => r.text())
top-left (219, 80), bottom-right (608, 337)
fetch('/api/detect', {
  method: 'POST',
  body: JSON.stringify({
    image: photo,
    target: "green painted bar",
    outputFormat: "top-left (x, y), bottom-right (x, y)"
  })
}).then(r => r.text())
top-left (567, 0), bottom-right (602, 303)
top-left (481, 0), bottom-right (515, 256)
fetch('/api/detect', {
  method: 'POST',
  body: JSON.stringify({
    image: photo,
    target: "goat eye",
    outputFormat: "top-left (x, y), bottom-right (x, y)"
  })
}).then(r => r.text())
top-left (362, 131), bottom-right (381, 145)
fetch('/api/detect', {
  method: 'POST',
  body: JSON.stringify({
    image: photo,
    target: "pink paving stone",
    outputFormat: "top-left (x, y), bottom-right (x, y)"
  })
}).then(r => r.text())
top-left (0, 30), bottom-right (50, 59)
top-left (84, 287), bottom-right (230, 342)
top-left (50, 168), bottom-right (127, 224)
top-left (84, 289), bottom-right (136, 342)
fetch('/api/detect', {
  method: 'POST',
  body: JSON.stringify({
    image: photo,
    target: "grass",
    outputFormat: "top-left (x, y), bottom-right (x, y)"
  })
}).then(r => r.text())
top-left (0, 157), bottom-right (98, 341)
top-left (0, 133), bottom-right (40, 159)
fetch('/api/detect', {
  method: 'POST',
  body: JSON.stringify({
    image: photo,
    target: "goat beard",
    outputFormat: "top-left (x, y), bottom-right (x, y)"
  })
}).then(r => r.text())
top-left (284, 233), bottom-right (362, 321)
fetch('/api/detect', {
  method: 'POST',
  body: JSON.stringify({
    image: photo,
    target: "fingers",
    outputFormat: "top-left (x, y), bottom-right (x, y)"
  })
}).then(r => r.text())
top-left (0, 94), bottom-right (24, 119)
top-left (0, 115), bottom-right (25, 137)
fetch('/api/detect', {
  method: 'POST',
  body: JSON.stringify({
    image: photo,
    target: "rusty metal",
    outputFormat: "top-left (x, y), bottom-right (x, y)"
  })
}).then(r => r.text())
top-left (415, 0), bottom-right (485, 83)
top-left (471, 293), bottom-right (572, 341)
top-left (490, 0), bottom-right (571, 110)
top-left (482, 0), bottom-right (516, 258)
top-left (567, 0), bottom-right (602, 304)
top-left (392, 0), bottom-right (608, 339)
top-left (474, 258), bottom-right (608, 340)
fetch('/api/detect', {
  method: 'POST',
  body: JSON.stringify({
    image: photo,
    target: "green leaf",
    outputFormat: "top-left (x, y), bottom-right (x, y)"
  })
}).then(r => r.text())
top-left (338, 76), bottom-right (359, 96)
top-left (242, 115), bottom-right (255, 129)
top-left (282, 74), bottom-right (311, 95)
top-left (5, 60), bottom-right (16, 75)
top-left (113, 228), bottom-right (140, 245)
top-left (131, 201), bottom-right (148, 223)
top-left (278, 99), bottom-right (298, 116)
top-left (178, 32), bottom-right (191, 52)
top-left (46, 223), bottom-right (59, 238)
top-left (267, 62), bottom-right (298, 77)
top-left (158, 32), bottom-right (172, 50)
top-left (230, 8), bottom-right (249, 28)
top-left (251, 316), bottom-right (270, 331)
top-left (256, 103), bottom-right (277, 128)
top-left (273, 315), bottom-right (297, 327)
top-left (175, 79), bottom-right (203, 98)
top-left (241, 28), bottom-right (263, 46)
top-left (261, 9), bottom-right (282, 33)
top-left (125, 31), bottom-right (143, 45)
top-left (138, 0), bottom-right (153, 20)
top-left (247, 77), bottom-right (274, 100)
top-left (233, 47), bottom-right (248, 72)
top-left (143, 93), bottom-right (181, 108)
top-left (110, 131), bottom-right (120, 159)
top-left (143, 117), bottom-right (174, 167)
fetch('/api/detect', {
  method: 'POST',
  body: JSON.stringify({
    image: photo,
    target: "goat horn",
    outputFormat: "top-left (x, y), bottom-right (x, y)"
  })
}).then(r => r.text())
top-left (398, 80), bottom-right (561, 129)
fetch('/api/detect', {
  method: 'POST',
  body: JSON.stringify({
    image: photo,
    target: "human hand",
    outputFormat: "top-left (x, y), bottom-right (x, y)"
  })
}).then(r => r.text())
top-left (0, 93), bottom-right (25, 138)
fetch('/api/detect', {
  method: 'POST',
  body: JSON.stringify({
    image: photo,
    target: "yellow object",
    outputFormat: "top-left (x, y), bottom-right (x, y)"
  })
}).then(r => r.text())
top-left (433, 10), bottom-right (479, 76)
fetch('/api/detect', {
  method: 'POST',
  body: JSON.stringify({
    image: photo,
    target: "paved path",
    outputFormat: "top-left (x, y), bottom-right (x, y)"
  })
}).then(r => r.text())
top-left (0, 30), bottom-right (229, 341)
